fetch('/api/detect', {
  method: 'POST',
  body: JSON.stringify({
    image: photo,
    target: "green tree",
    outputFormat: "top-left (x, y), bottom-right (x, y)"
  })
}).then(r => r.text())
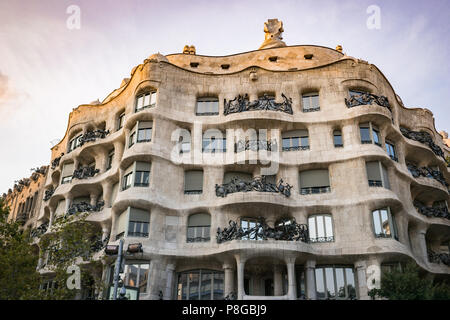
top-left (369, 262), bottom-right (450, 300)
top-left (0, 198), bottom-right (42, 299)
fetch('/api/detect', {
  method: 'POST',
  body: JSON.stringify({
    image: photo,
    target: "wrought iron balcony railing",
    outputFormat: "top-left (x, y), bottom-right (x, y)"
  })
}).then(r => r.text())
top-left (78, 129), bottom-right (110, 147)
top-left (224, 93), bottom-right (293, 115)
top-left (368, 180), bottom-right (383, 187)
top-left (30, 223), bottom-right (48, 238)
top-left (234, 139), bottom-right (277, 153)
top-left (413, 201), bottom-right (450, 220)
top-left (345, 92), bottom-right (391, 113)
top-left (400, 127), bottom-right (445, 160)
top-left (303, 106), bottom-right (320, 112)
top-left (216, 217), bottom-right (309, 243)
top-left (215, 175), bottom-right (292, 198)
top-left (72, 166), bottom-right (100, 180)
top-left (407, 164), bottom-right (449, 188)
top-left (309, 236), bottom-right (335, 243)
top-left (300, 186), bottom-right (331, 195)
top-left (428, 250), bottom-right (450, 266)
top-left (282, 145), bottom-right (309, 151)
top-left (66, 200), bottom-right (105, 217)
top-left (184, 190), bottom-right (203, 195)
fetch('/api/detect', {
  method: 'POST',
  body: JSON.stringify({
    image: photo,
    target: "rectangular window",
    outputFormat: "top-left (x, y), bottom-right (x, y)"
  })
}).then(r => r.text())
top-left (117, 113), bottom-right (125, 130)
top-left (366, 161), bottom-right (390, 188)
top-left (302, 93), bottom-right (320, 112)
top-left (372, 127), bottom-right (380, 146)
top-left (123, 263), bottom-right (150, 294)
top-left (299, 169), bottom-right (331, 195)
top-left (128, 208), bottom-right (150, 238)
top-left (360, 124), bottom-right (371, 143)
top-left (333, 131), bottom-right (343, 147)
top-left (61, 163), bottom-right (74, 184)
top-left (137, 121), bottom-right (153, 143)
top-left (134, 171), bottom-right (149, 187)
top-left (129, 131), bottom-right (136, 148)
top-left (308, 215), bottom-right (334, 242)
top-left (282, 130), bottom-right (309, 151)
top-left (385, 141), bottom-right (397, 162)
top-left (136, 92), bottom-right (156, 112)
top-left (315, 266), bottom-right (356, 300)
top-left (107, 151), bottom-right (114, 170)
top-left (372, 208), bottom-right (398, 240)
top-left (196, 97), bottom-right (219, 115)
top-left (68, 135), bottom-right (82, 153)
top-left (122, 172), bottom-right (133, 190)
top-left (184, 170), bottom-right (203, 194)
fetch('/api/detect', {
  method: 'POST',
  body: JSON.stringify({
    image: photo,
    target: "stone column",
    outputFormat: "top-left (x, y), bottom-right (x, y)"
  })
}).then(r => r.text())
top-left (223, 262), bottom-right (235, 298)
top-left (305, 260), bottom-right (316, 300)
top-left (48, 207), bottom-right (55, 228)
top-left (113, 140), bottom-right (125, 164)
top-left (235, 254), bottom-right (246, 300)
top-left (65, 195), bottom-right (73, 214)
top-left (355, 260), bottom-right (369, 300)
top-left (286, 258), bottom-right (297, 300)
top-left (102, 181), bottom-right (113, 208)
top-left (365, 257), bottom-right (381, 299)
top-left (273, 265), bottom-right (283, 296)
top-left (164, 263), bottom-right (176, 300)
top-left (90, 193), bottom-right (99, 207)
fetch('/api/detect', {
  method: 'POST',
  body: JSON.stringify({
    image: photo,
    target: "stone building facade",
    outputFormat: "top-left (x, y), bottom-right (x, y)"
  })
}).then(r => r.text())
top-left (3, 20), bottom-right (450, 300)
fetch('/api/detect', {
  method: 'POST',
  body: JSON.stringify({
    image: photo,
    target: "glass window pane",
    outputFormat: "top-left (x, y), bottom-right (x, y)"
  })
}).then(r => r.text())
top-left (315, 268), bottom-right (325, 299)
top-left (311, 95), bottom-right (319, 108)
top-left (373, 210), bottom-right (382, 235)
top-left (137, 96), bottom-right (144, 109)
top-left (302, 96), bottom-right (311, 109)
top-left (325, 267), bottom-right (335, 298)
top-left (213, 273), bottom-right (224, 300)
top-left (292, 138), bottom-right (300, 148)
top-left (372, 129), bottom-right (380, 144)
top-left (178, 273), bottom-right (187, 300)
top-left (126, 265), bottom-right (138, 288)
top-left (138, 264), bottom-right (149, 293)
top-left (345, 268), bottom-right (356, 298)
top-left (282, 138), bottom-right (290, 149)
top-left (360, 127), bottom-right (371, 142)
top-left (325, 216), bottom-right (333, 238)
top-left (308, 217), bottom-right (316, 239)
top-left (381, 209), bottom-right (390, 236)
top-left (301, 136), bottom-right (309, 147)
top-left (150, 92), bottom-right (157, 105)
top-left (334, 134), bottom-right (342, 146)
top-left (335, 268), bottom-right (346, 298)
top-left (200, 272), bottom-right (212, 300)
top-left (317, 216), bottom-right (325, 238)
top-left (189, 272), bottom-right (199, 300)
top-left (143, 94), bottom-right (150, 107)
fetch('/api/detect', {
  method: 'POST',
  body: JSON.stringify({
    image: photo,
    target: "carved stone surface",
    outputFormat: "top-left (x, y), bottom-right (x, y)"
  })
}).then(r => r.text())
top-left (79, 129), bottom-right (110, 146)
top-left (407, 164), bottom-right (449, 188)
top-left (345, 92), bottom-right (391, 112)
top-left (234, 139), bottom-right (277, 152)
top-left (51, 153), bottom-right (64, 169)
top-left (67, 200), bottom-right (105, 216)
top-left (259, 19), bottom-right (287, 50)
top-left (413, 200), bottom-right (450, 219)
top-left (72, 166), bottom-right (100, 180)
top-left (43, 188), bottom-right (55, 201)
top-left (224, 93), bottom-right (293, 115)
top-left (428, 250), bottom-right (450, 266)
top-left (401, 128), bottom-right (445, 160)
top-left (215, 175), bottom-right (292, 198)
top-left (30, 223), bottom-right (48, 238)
top-left (216, 217), bottom-right (309, 243)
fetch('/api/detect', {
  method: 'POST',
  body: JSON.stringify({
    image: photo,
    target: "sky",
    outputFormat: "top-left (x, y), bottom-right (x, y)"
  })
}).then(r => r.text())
top-left (0, 0), bottom-right (449, 194)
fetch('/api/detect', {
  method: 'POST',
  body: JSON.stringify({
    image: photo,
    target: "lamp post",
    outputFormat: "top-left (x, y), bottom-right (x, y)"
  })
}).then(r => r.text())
top-left (112, 238), bottom-right (124, 300)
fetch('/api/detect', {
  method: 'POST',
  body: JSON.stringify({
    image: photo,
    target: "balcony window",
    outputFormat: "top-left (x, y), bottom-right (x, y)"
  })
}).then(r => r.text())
top-left (308, 215), bottom-right (334, 242)
top-left (299, 169), bottom-right (331, 195)
top-left (129, 131), bottom-right (136, 148)
top-left (333, 130), bottom-right (343, 147)
top-left (68, 134), bottom-right (82, 153)
top-left (116, 207), bottom-right (150, 238)
top-left (202, 131), bottom-right (226, 153)
top-left (106, 150), bottom-right (114, 170)
top-left (122, 172), bottom-right (133, 190)
top-left (385, 140), bottom-right (397, 162)
top-left (372, 207), bottom-right (398, 240)
top-left (135, 91), bottom-right (156, 112)
top-left (315, 266), bottom-right (356, 300)
top-left (137, 121), bottom-right (152, 143)
top-left (282, 130), bottom-right (309, 151)
top-left (176, 270), bottom-right (224, 300)
top-left (187, 213), bottom-right (211, 242)
top-left (134, 162), bottom-right (151, 187)
top-left (196, 97), bottom-right (219, 116)
top-left (360, 122), bottom-right (381, 146)
top-left (61, 162), bottom-right (74, 184)
top-left (366, 161), bottom-right (390, 189)
top-left (123, 263), bottom-right (150, 294)
top-left (240, 218), bottom-right (263, 240)
top-left (184, 170), bottom-right (203, 194)
top-left (302, 93), bottom-right (320, 112)
top-left (117, 113), bottom-right (125, 130)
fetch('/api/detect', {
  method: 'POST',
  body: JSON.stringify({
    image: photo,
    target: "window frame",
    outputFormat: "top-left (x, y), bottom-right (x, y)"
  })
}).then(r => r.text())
top-left (359, 122), bottom-right (382, 147)
top-left (117, 112), bottom-right (125, 131)
top-left (302, 92), bottom-right (320, 112)
top-left (372, 207), bottom-right (398, 241)
top-left (385, 140), bottom-right (398, 162)
top-left (314, 265), bottom-right (356, 300)
top-left (135, 91), bottom-right (157, 113)
top-left (196, 97), bottom-right (219, 116)
top-left (308, 214), bottom-right (334, 243)
top-left (176, 269), bottom-right (224, 300)
top-left (333, 130), bottom-right (343, 148)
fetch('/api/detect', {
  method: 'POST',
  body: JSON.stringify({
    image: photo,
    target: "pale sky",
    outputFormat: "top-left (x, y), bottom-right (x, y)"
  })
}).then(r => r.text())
top-left (0, 0), bottom-right (449, 194)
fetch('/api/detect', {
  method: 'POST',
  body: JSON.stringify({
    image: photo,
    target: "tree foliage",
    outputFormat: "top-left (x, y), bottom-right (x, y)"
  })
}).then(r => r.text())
top-left (369, 262), bottom-right (450, 300)
top-left (0, 198), bottom-right (105, 299)
top-left (0, 198), bottom-right (42, 299)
